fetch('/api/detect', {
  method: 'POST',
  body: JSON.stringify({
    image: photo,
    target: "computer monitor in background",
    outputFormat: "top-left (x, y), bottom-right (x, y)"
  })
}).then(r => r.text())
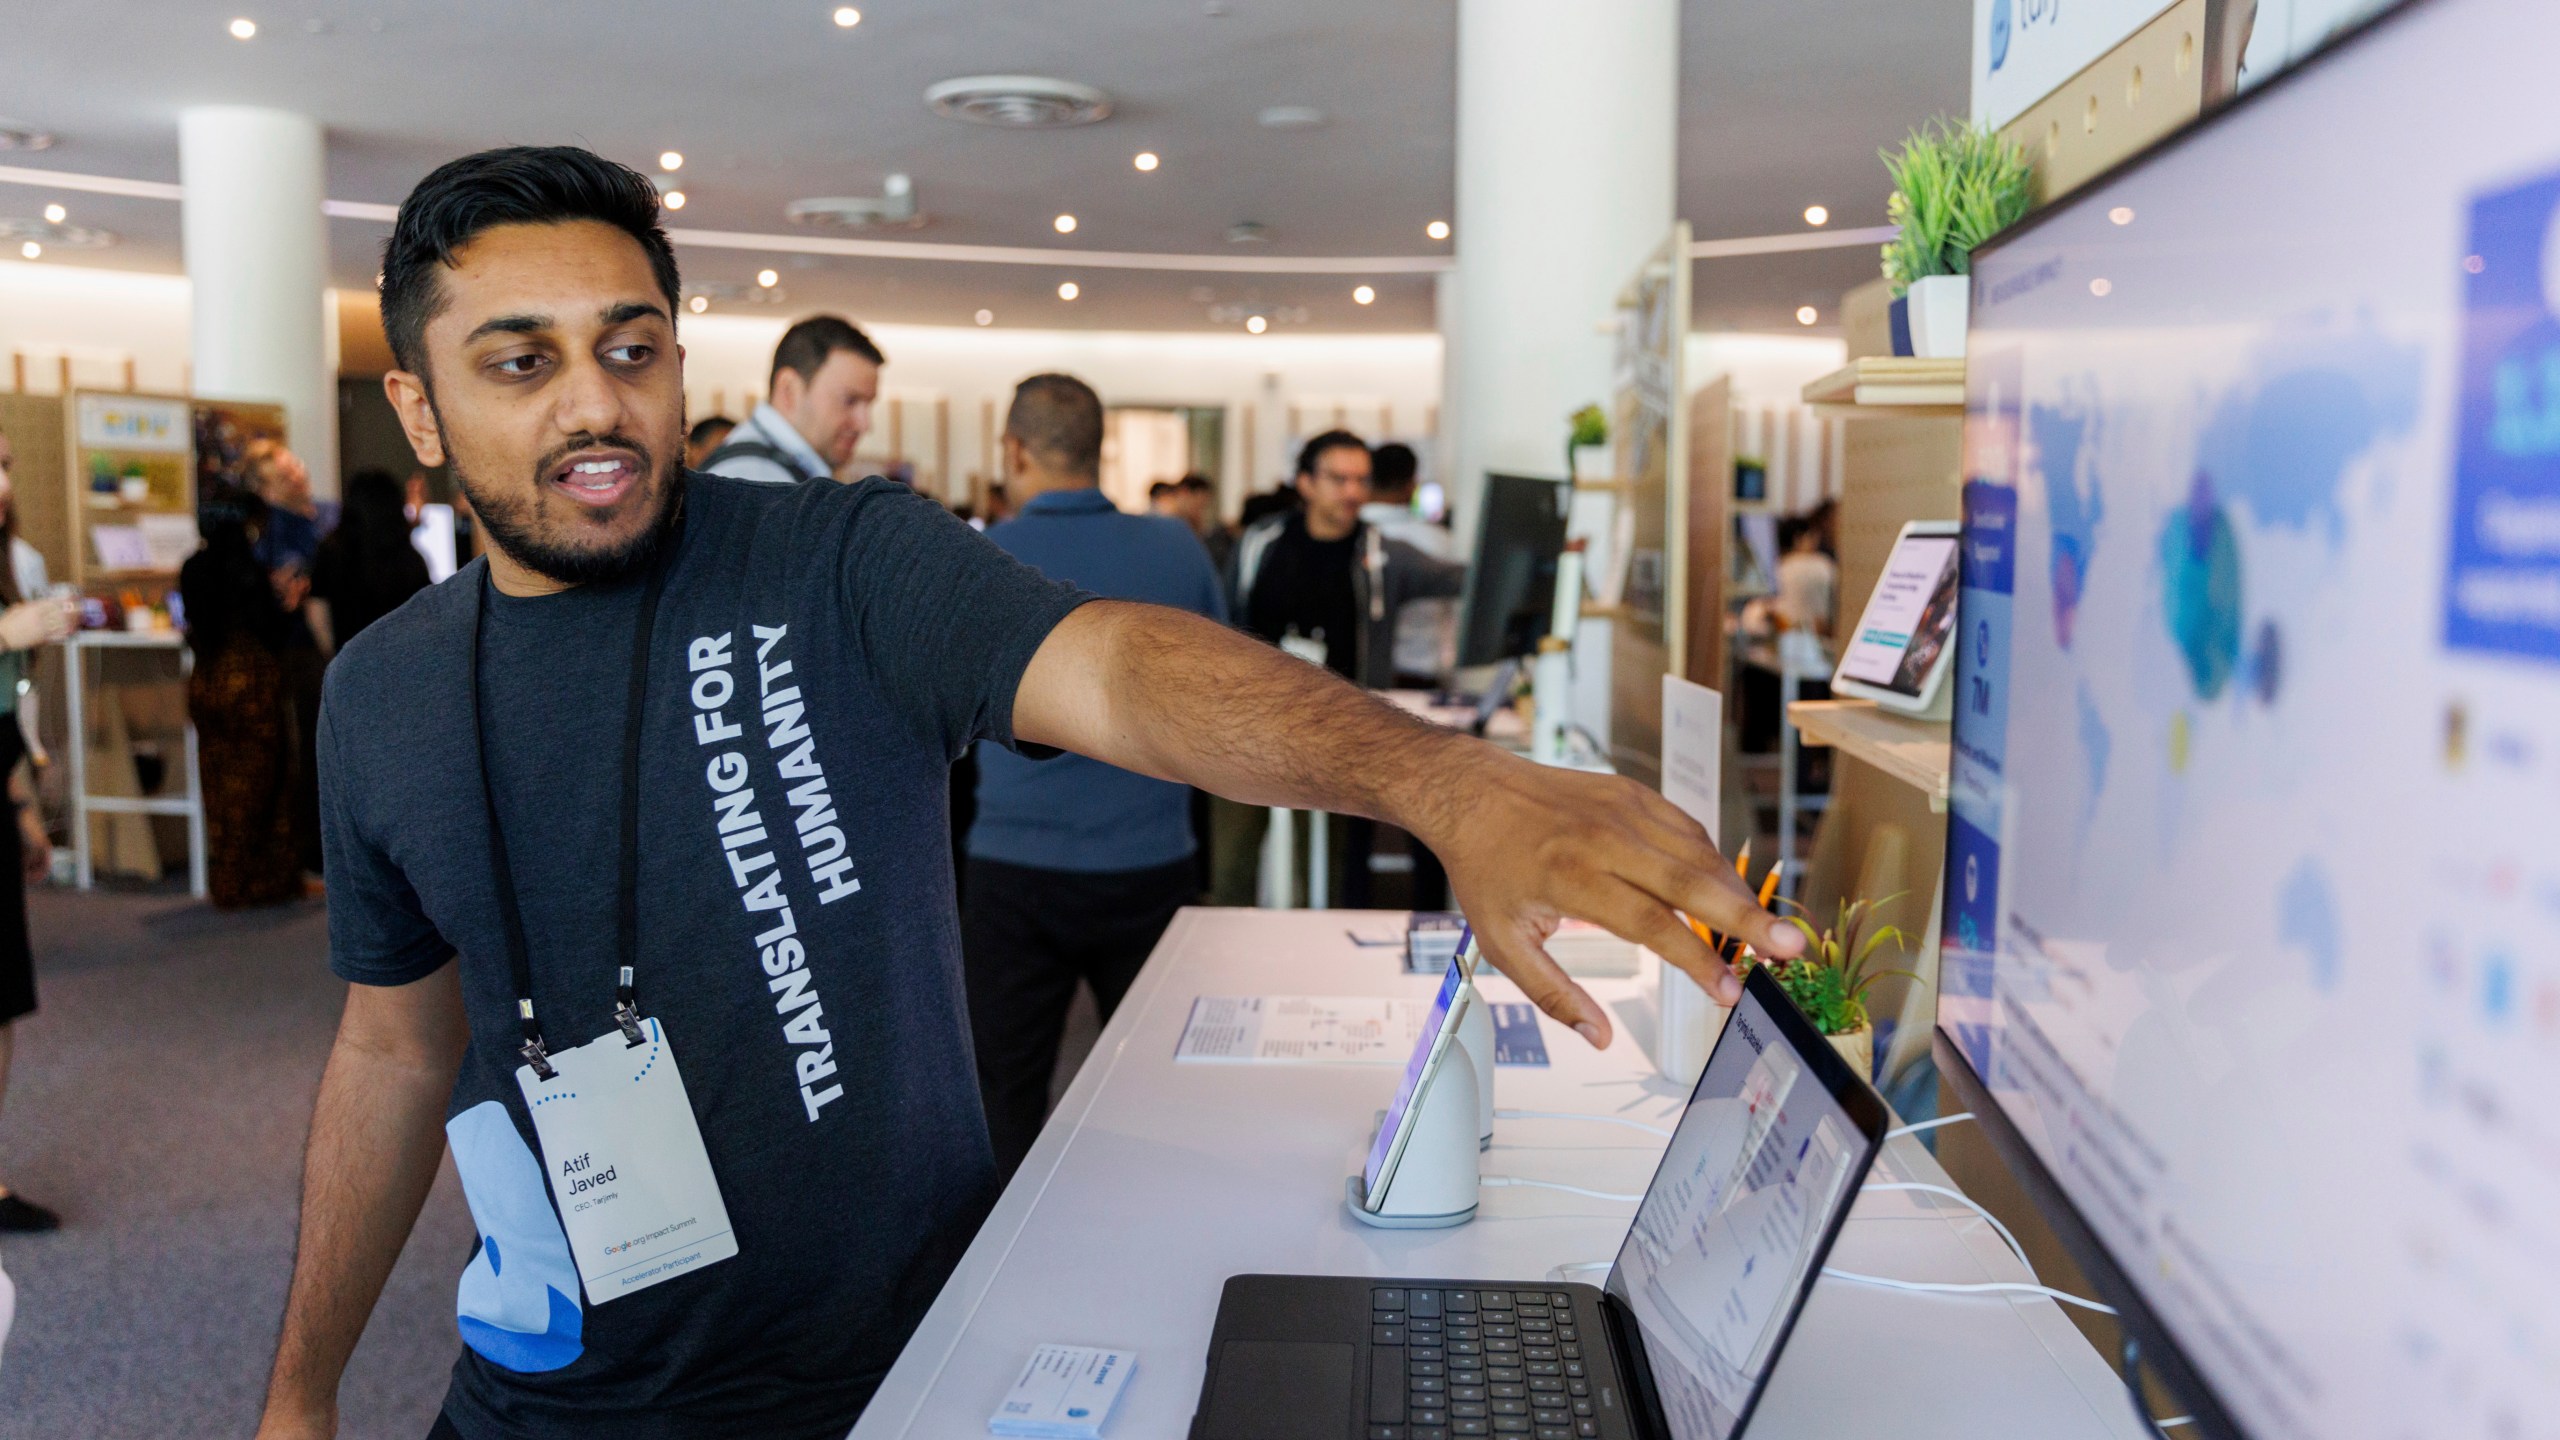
top-left (1939, 2), bottom-right (2560, 1437)
top-left (1453, 472), bottom-right (1571, 669)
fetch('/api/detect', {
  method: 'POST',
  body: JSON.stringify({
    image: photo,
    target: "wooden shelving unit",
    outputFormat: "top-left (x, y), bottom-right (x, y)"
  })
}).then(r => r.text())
top-left (1801, 356), bottom-right (1966, 411)
top-left (1786, 698), bottom-right (1950, 809)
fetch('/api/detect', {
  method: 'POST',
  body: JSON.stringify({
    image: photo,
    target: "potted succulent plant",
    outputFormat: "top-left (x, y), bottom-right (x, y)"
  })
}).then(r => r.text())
top-left (1765, 895), bottom-right (1918, 1080)
top-left (1879, 119), bottom-right (2037, 359)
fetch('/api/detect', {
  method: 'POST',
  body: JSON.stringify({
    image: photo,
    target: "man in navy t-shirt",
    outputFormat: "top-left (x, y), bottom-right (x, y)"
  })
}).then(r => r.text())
top-left (253, 146), bottom-right (1802, 1440)
top-left (963, 373), bottom-right (1228, 1179)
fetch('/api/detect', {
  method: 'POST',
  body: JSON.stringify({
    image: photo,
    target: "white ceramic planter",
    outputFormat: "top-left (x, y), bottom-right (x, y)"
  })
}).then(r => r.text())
top-left (1571, 443), bottom-right (1613, 484)
top-left (1906, 274), bottom-right (1971, 359)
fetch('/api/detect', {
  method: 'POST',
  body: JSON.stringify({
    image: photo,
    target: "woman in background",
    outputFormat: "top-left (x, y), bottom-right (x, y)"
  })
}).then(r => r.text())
top-left (308, 468), bottom-right (432, 654)
top-left (180, 492), bottom-right (302, 909)
top-left (0, 426), bottom-right (82, 1231)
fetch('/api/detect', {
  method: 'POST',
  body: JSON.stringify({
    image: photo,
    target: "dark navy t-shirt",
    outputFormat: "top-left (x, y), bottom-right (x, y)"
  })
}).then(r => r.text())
top-left (319, 473), bottom-right (1088, 1439)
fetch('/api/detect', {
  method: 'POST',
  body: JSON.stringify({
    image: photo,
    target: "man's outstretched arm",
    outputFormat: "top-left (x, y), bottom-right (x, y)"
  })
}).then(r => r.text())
top-left (1012, 600), bottom-right (1802, 1045)
top-left (257, 964), bottom-right (469, 1440)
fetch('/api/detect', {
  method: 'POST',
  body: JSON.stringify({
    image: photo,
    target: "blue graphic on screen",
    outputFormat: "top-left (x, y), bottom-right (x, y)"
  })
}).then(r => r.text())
top-left (1363, 952), bottom-right (1467, 1198)
top-left (448, 1100), bottom-right (584, 1372)
top-left (2033, 399), bottom-right (2103, 648)
top-left (1988, 0), bottom-right (2013, 70)
top-left (2446, 166), bottom-right (2560, 664)
top-left (2278, 857), bottom-right (2341, 993)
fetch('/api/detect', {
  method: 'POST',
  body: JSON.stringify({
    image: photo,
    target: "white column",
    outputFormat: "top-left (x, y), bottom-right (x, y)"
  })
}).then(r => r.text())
top-left (180, 107), bottom-right (337, 496)
top-left (1448, 0), bottom-right (1678, 534)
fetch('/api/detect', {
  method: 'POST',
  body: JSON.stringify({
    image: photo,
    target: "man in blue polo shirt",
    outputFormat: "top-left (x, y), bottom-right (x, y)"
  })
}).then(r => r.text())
top-left (963, 373), bottom-right (1226, 1178)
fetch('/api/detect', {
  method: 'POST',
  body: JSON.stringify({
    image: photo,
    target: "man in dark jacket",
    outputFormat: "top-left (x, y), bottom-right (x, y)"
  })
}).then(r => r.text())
top-left (1224, 431), bottom-right (1465, 903)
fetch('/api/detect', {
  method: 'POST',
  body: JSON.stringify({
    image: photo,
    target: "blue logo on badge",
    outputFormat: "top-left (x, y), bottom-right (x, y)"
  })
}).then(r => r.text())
top-left (448, 1101), bottom-right (585, 1372)
top-left (1989, 0), bottom-right (2013, 71)
top-left (1068, 1408), bottom-right (1091, 1419)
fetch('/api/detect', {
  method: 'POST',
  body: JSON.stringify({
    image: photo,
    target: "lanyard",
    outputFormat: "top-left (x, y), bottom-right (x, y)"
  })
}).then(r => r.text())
top-left (468, 543), bottom-right (673, 1082)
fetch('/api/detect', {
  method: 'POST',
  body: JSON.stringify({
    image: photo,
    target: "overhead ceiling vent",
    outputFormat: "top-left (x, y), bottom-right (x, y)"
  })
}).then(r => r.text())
top-left (786, 174), bottom-right (925, 230)
top-left (0, 219), bottom-right (113, 249)
top-left (924, 75), bottom-right (1113, 128)
top-left (0, 122), bottom-right (56, 152)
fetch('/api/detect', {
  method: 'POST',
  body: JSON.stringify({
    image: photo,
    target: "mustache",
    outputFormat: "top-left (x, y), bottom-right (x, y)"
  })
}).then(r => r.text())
top-left (531, 431), bottom-right (657, 484)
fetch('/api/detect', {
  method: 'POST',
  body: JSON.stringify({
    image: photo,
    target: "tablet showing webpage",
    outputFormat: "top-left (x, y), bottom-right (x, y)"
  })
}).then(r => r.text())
top-left (1605, 978), bottom-right (1875, 1440)
top-left (1835, 523), bottom-right (1961, 700)
top-left (1360, 946), bottom-right (1473, 1203)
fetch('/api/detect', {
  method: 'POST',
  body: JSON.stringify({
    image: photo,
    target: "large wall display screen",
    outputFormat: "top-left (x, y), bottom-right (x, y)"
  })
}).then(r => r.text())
top-left (1941, 1), bottom-right (2560, 1436)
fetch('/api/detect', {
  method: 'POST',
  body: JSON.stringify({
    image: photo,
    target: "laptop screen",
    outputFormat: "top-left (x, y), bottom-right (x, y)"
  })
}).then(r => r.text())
top-left (1604, 978), bottom-right (1875, 1440)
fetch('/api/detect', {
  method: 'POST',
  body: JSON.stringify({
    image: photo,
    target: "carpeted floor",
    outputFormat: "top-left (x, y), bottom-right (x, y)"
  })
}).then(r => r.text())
top-left (0, 887), bottom-right (475, 1440)
top-left (0, 884), bottom-right (1110, 1439)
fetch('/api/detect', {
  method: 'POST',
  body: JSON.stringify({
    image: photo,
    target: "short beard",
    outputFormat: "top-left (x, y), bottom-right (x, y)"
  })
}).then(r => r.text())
top-left (453, 430), bottom-right (682, 588)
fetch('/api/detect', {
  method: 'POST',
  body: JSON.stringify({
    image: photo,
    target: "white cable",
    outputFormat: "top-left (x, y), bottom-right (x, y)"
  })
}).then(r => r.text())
top-left (1551, 1261), bottom-right (1612, 1276)
top-left (1862, 1182), bottom-right (2037, 1276)
top-left (1820, 1268), bottom-right (2119, 1315)
top-left (1480, 1175), bottom-right (1645, 1203)
top-left (1884, 1111), bottom-right (1975, 1140)
top-left (1495, 1108), bottom-right (1675, 1138)
top-left (2157, 1419), bottom-right (2194, 1429)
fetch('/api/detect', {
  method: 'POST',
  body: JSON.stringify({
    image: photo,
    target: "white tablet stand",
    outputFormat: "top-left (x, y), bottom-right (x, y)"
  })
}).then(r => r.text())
top-left (1347, 981), bottom-right (1492, 1229)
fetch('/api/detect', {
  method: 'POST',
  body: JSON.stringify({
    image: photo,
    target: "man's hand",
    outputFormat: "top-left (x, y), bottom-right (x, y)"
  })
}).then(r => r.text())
top-left (251, 1397), bottom-right (338, 1440)
top-left (1014, 602), bottom-right (1801, 1046)
top-left (1406, 746), bottom-right (1794, 1047)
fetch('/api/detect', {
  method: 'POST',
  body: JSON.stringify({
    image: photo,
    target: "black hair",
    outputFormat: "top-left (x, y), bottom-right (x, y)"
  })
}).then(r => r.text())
top-left (380, 145), bottom-right (681, 379)
top-left (331, 468), bottom-right (419, 565)
top-left (771, 315), bottom-right (886, 389)
top-left (1177, 473), bottom-right (1213, 493)
top-left (1149, 481), bottom-right (1179, 500)
top-left (1294, 428), bottom-right (1369, 479)
top-left (1005, 372), bottom-right (1104, 479)
top-left (1370, 442), bottom-right (1419, 494)
top-left (687, 415), bottom-right (736, 446)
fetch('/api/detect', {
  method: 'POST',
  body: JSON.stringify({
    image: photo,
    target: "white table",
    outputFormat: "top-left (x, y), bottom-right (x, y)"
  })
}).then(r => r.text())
top-left (854, 909), bottom-right (2150, 1440)
top-left (64, 630), bottom-right (206, 898)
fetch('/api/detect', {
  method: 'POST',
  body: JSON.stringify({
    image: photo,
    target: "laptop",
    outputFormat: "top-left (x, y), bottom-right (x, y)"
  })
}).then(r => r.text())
top-left (1188, 963), bottom-right (1889, 1440)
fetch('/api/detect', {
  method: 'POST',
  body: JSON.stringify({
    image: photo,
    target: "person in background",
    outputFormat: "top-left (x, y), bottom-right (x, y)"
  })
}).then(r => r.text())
top-left (1774, 513), bottom-right (1839, 638)
top-left (700, 315), bottom-right (882, 485)
top-left (0, 426), bottom-right (77, 1233)
top-left (1360, 442), bottom-right (1461, 688)
top-left (964, 374), bottom-right (1228, 1179)
top-left (1223, 432), bottom-right (1466, 905)
top-left (1147, 479), bottom-right (1183, 517)
top-left (308, 469), bottom-right (434, 655)
top-left (181, 491), bottom-right (303, 909)
top-left (1174, 473), bottom-right (1233, 573)
top-left (244, 442), bottom-right (328, 878)
top-left (683, 415), bottom-right (736, 471)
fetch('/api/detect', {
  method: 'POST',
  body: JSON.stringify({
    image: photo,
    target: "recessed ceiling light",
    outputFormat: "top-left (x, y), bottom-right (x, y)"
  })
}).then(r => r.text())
top-left (1245, 315), bottom-right (1268, 334)
top-left (0, 123), bottom-right (57, 153)
top-left (833, 6), bottom-right (861, 26)
top-left (229, 17), bottom-right (257, 39)
top-left (1803, 205), bottom-right (1829, 227)
top-left (42, 204), bottom-right (65, 224)
top-left (19, 242), bottom-right (39, 260)
top-left (659, 151), bottom-right (684, 172)
top-left (1795, 305), bottom-right (1818, 326)
top-left (1426, 220), bottom-right (1450, 241)
top-left (1053, 213), bottom-right (1077, 235)
top-left (756, 268), bottom-right (780, 288)
top-left (1352, 285), bottom-right (1375, 306)
top-left (688, 295), bottom-right (709, 314)
top-left (662, 190), bottom-right (686, 210)
top-left (2109, 205), bottom-right (2135, 225)
top-left (2090, 277), bottom-right (2113, 296)
top-left (974, 309), bottom-right (994, 326)
top-left (1057, 281), bottom-right (1080, 301)
top-left (1133, 152), bottom-right (1159, 173)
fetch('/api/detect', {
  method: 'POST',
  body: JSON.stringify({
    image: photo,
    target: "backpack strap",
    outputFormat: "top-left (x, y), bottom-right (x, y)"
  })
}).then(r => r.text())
top-left (701, 437), bottom-right (822, 484)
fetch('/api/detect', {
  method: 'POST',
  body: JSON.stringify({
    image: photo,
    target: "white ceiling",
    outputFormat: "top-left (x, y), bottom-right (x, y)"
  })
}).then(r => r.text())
top-left (0, 0), bottom-right (1966, 335)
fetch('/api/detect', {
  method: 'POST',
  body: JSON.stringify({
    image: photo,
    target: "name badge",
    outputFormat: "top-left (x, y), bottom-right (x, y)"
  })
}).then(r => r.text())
top-left (514, 1017), bottom-right (739, 1305)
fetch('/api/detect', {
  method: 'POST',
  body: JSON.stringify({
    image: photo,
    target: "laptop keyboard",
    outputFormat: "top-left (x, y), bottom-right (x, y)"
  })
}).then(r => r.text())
top-left (1365, 1287), bottom-right (1602, 1440)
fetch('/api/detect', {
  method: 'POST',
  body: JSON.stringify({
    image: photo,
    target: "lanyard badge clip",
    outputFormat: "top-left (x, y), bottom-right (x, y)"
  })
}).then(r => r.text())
top-left (614, 964), bottom-right (647, 1048)
top-left (516, 998), bottom-right (558, 1082)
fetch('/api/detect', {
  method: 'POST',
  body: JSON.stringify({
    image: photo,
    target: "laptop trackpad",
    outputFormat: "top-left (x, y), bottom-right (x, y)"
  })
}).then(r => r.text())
top-left (1199, 1339), bottom-right (1354, 1439)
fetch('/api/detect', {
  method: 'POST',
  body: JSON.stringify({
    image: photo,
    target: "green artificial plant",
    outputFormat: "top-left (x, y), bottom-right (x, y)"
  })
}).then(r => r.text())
top-left (1568, 403), bottom-right (1609, 451)
top-left (1767, 894), bottom-right (1921, 1037)
top-left (1879, 118), bottom-right (2037, 296)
